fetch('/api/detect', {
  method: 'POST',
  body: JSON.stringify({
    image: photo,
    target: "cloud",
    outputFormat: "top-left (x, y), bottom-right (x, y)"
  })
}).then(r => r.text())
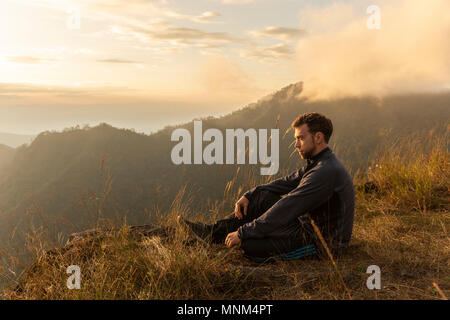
top-left (5, 56), bottom-right (59, 64)
top-left (239, 43), bottom-right (294, 62)
top-left (195, 11), bottom-right (221, 23)
top-left (97, 59), bottom-right (142, 64)
top-left (12, 0), bottom-right (220, 25)
top-left (148, 27), bottom-right (233, 42)
top-left (111, 24), bottom-right (239, 48)
top-left (0, 82), bottom-right (139, 104)
top-left (32, 47), bottom-right (98, 56)
top-left (76, 0), bottom-right (222, 25)
top-left (249, 26), bottom-right (306, 40)
top-left (295, 0), bottom-right (450, 100)
top-left (222, 0), bottom-right (259, 4)
top-left (158, 9), bottom-right (222, 24)
top-left (1, 47), bottom-right (98, 66)
top-left (11, 0), bottom-right (227, 56)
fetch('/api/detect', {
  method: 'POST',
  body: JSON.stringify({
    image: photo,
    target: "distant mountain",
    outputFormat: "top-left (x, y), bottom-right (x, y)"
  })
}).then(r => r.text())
top-left (0, 82), bottom-right (449, 246)
top-left (0, 144), bottom-right (15, 173)
top-left (0, 132), bottom-right (35, 148)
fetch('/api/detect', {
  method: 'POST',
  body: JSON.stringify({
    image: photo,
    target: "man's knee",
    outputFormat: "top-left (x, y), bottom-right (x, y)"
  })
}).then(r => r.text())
top-left (248, 190), bottom-right (281, 214)
top-left (251, 189), bottom-right (281, 202)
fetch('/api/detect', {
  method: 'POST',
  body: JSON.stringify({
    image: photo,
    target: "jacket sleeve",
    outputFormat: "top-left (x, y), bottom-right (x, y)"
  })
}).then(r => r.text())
top-left (238, 164), bottom-right (336, 240)
top-left (243, 169), bottom-right (304, 200)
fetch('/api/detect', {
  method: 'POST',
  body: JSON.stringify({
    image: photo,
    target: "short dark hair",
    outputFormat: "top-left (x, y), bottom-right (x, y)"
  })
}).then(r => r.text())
top-left (291, 112), bottom-right (333, 143)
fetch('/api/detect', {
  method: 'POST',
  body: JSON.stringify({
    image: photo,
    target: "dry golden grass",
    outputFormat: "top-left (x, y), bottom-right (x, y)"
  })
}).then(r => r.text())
top-left (1, 132), bottom-right (448, 300)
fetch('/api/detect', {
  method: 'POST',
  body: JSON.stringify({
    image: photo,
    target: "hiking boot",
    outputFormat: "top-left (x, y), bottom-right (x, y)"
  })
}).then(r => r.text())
top-left (176, 216), bottom-right (214, 242)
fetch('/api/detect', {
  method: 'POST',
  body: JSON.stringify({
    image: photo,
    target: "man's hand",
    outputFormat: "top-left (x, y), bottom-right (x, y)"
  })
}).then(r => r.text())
top-left (225, 231), bottom-right (241, 248)
top-left (234, 195), bottom-right (249, 220)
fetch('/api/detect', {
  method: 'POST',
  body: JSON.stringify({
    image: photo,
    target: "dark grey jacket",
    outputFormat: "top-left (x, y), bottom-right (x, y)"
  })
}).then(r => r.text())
top-left (238, 147), bottom-right (355, 250)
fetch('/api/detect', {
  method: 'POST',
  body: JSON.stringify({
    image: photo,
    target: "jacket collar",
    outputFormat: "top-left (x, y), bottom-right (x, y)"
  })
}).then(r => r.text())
top-left (307, 146), bottom-right (331, 166)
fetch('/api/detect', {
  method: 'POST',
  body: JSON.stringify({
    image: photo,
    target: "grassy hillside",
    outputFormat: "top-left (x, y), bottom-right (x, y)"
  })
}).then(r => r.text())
top-left (0, 83), bottom-right (448, 277)
top-left (1, 132), bottom-right (448, 300)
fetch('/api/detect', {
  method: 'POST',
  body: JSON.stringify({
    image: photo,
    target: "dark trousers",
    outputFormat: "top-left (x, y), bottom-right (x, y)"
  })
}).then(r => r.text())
top-left (210, 190), bottom-right (316, 260)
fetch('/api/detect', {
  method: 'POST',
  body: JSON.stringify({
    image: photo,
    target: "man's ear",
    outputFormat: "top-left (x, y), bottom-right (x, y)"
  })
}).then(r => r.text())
top-left (314, 132), bottom-right (322, 144)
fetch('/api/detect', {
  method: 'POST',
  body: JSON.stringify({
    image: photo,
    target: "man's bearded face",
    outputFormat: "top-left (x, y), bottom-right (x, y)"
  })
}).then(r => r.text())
top-left (294, 124), bottom-right (317, 160)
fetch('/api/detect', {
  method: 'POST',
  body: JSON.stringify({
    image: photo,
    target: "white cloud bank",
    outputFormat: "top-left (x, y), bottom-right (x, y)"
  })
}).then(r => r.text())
top-left (295, 0), bottom-right (450, 100)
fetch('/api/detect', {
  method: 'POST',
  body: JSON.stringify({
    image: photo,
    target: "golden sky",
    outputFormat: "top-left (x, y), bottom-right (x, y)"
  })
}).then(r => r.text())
top-left (0, 0), bottom-right (449, 134)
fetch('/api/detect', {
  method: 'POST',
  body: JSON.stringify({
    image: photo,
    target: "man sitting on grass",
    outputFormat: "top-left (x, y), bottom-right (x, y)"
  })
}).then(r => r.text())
top-left (178, 112), bottom-right (355, 262)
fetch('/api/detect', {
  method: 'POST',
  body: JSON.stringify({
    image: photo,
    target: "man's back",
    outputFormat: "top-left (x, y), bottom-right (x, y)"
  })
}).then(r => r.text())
top-left (298, 149), bottom-right (355, 251)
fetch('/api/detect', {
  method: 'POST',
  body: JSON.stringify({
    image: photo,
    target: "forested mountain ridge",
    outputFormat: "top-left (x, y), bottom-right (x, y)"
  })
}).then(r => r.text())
top-left (0, 144), bottom-right (15, 173)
